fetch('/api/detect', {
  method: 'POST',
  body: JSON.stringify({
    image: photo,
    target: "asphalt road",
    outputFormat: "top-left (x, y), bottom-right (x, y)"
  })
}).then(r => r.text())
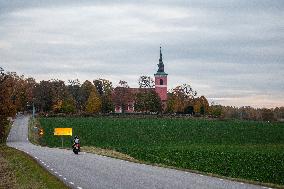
top-left (7, 115), bottom-right (270, 189)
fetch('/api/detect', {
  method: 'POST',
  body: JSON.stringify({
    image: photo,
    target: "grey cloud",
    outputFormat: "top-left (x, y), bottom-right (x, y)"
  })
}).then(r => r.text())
top-left (0, 0), bottom-right (283, 107)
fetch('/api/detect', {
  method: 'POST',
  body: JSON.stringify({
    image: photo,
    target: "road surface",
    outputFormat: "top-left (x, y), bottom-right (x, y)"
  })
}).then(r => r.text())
top-left (7, 115), bottom-right (269, 189)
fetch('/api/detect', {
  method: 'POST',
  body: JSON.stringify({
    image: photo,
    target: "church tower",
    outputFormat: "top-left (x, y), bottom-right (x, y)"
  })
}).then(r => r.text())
top-left (154, 46), bottom-right (168, 104)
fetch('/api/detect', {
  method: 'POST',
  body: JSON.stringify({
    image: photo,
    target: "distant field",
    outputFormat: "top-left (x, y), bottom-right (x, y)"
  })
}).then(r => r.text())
top-left (39, 117), bottom-right (284, 186)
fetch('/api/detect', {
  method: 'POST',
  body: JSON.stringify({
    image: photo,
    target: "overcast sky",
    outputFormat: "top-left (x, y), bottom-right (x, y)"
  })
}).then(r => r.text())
top-left (0, 0), bottom-right (283, 108)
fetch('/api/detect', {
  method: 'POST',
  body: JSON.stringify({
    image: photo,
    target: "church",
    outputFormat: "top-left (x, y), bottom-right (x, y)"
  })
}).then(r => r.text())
top-left (114, 47), bottom-right (168, 113)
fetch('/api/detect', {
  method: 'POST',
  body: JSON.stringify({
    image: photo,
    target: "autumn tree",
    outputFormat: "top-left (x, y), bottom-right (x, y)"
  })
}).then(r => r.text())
top-left (78, 80), bottom-right (94, 111)
top-left (210, 104), bottom-right (223, 118)
top-left (61, 96), bottom-right (76, 113)
top-left (33, 79), bottom-right (69, 113)
top-left (0, 68), bottom-right (15, 142)
top-left (138, 76), bottom-right (155, 88)
top-left (24, 77), bottom-right (37, 112)
top-left (33, 81), bottom-right (53, 112)
top-left (2, 72), bottom-right (27, 113)
top-left (261, 108), bottom-right (275, 121)
top-left (0, 68), bottom-right (31, 142)
top-left (86, 88), bottom-right (102, 113)
top-left (134, 90), bottom-right (162, 113)
top-left (194, 99), bottom-right (202, 114)
top-left (134, 76), bottom-right (161, 113)
top-left (112, 80), bottom-right (131, 113)
top-left (167, 84), bottom-right (197, 114)
top-left (67, 79), bottom-right (81, 110)
top-left (194, 96), bottom-right (209, 115)
top-left (274, 107), bottom-right (284, 121)
top-left (93, 79), bottom-right (114, 113)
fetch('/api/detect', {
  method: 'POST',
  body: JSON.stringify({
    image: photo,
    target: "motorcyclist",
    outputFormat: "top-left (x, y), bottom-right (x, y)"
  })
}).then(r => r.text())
top-left (72, 135), bottom-right (80, 152)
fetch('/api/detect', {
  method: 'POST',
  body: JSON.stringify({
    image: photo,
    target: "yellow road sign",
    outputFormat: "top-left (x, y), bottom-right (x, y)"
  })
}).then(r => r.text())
top-left (39, 128), bottom-right (44, 135)
top-left (54, 128), bottom-right (72, 136)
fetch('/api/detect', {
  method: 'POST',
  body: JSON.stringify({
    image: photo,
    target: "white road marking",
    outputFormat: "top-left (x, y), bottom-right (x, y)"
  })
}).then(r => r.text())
top-left (64, 178), bottom-right (67, 180)
top-left (240, 183), bottom-right (244, 185)
top-left (47, 165), bottom-right (49, 168)
top-left (59, 175), bottom-right (62, 177)
top-left (69, 182), bottom-right (74, 185)
top-left (26, 152), bottom-right (29, 154)
top-left (219, 179), bottom-right (223, 181)
top-left (54, 171), bottom-right (58, 174)
top-left (26, 138), bottom-right (28, 141)
top-left (199, 174), bottom-right (204, 177)
top-left (51, 168), bottom-right (54, 171)
top-left (77, 187), bottom-right (83, 189)
top-left (35, 157), bottom-right (38, 159)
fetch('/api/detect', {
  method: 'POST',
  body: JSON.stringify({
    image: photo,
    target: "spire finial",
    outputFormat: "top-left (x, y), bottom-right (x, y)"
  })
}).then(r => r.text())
top-left (159, 46), bottom-right (162, 61)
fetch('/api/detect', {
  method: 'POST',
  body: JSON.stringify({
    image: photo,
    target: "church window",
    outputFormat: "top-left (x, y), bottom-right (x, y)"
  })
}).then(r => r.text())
top-left (160, 79), bottom-right (163, 85)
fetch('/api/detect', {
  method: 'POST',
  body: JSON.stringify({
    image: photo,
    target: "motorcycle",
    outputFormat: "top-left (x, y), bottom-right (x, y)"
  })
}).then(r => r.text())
top-left (72, 143), bottom-right (80, 154)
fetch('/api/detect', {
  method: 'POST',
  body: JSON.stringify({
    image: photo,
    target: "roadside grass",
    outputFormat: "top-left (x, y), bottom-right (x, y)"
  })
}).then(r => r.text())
top-left (81, 146), bottom-right (137, 161)
top-left (28, 117), bottom-right (41, 145)
top-left (0, 145), bottom-right (69, 189)
top-left (0, 147), bottom-right (17, 189)
top-left (39, 117), bottom-right (284, 188)
top-left (1, 118), bottom-right (12, 143)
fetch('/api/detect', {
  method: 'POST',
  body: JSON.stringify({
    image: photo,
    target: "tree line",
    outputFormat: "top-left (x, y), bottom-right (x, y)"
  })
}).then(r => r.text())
top-left (1, 68), bottom-right (284, 142)
top-left (210, 105), bottom-right (284, 122)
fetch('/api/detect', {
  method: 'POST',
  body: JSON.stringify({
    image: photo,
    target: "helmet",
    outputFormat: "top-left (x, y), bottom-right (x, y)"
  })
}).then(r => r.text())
top-left (74, 135), bottom-right (78, 139)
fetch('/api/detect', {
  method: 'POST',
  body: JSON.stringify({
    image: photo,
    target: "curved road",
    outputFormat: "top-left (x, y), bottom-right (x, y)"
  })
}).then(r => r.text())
top-left (7, 115), bottom-right (269, 189)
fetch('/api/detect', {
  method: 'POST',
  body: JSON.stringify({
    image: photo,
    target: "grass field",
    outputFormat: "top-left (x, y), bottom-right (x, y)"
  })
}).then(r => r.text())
top-left (39, 117), bottom-right (284, 186)
top-left (0, 145), bottom-right (68, 189)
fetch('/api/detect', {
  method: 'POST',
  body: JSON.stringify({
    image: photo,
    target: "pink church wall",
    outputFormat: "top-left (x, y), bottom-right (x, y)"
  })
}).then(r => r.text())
top-left (155, 76), bottom-right (167, 86)
top-left (155, 87), bottom-right (167, 101)
top-left (155, 75), bottom-right (167, 101)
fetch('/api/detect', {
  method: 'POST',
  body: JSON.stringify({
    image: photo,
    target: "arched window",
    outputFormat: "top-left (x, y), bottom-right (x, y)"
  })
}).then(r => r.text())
top-left (160, 79), bottom-right (163, 85)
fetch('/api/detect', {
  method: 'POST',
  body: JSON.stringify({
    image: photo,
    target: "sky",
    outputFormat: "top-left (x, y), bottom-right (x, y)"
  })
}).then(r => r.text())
top-left (0, 0), bottom-right (283, 108)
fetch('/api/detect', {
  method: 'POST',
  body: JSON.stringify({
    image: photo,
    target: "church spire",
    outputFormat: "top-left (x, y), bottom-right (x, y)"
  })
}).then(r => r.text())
top-left (159, 46), bottom-right (163, 62)
top-left (157, 46), bottom-right (165, 73)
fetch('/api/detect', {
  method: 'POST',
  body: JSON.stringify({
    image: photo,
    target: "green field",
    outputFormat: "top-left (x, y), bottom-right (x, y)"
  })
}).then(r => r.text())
top-left (39, 117), bottom-right (284, 186)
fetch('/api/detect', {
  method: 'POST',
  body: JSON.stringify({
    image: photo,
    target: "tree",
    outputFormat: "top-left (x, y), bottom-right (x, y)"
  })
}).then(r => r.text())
top-left (0, 68), bottom-right (31, 142)
top-left (112, 80), bottom-right (131, 113)
top-left (138, 76), bottom-right (155, 88)
top-left (194, 99), bottom-right (202, 114)
top-left (135, 76), bottom-right (161, 113)
top-left (0, 68), bottom-right (15, 142)
top-left (93, 79), bottom-right (114, 113)
top-left (194, 96), bottom-right (209, 115)
top-left (33, 79), bottom-right (70, 113)
top-left (61, 96), bottom-right (76, 113)
top-left (86, 88), bottom-right (102, 113)
top-left (167, 84), bottom-right (197, 113)
top-left (67, 79), bottom-right (81, 110)
top-left (34, 81), bottom-right (52, 112)
top-left (79, 80), bottom-right (94, 111)
top-left (134, 90), bottom-right (162, 113)
top-left (146, 90), bottom-right (162, 113)
top-left (24, 77), bottom-right (36, 112)
top-left (261, 108), bottom-right (275, 121)
top-left (210, 105), bottom-right (223, 118)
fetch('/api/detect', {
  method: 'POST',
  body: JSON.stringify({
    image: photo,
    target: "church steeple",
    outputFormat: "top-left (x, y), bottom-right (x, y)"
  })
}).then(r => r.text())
top-left (154, 46), bottom-right (168, 106)
top-left (157, 46), bottom-right (165, 73)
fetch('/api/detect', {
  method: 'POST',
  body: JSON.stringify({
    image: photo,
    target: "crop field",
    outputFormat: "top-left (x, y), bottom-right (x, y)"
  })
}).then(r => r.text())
top-left (39, 117), bottom-right (284, 186)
